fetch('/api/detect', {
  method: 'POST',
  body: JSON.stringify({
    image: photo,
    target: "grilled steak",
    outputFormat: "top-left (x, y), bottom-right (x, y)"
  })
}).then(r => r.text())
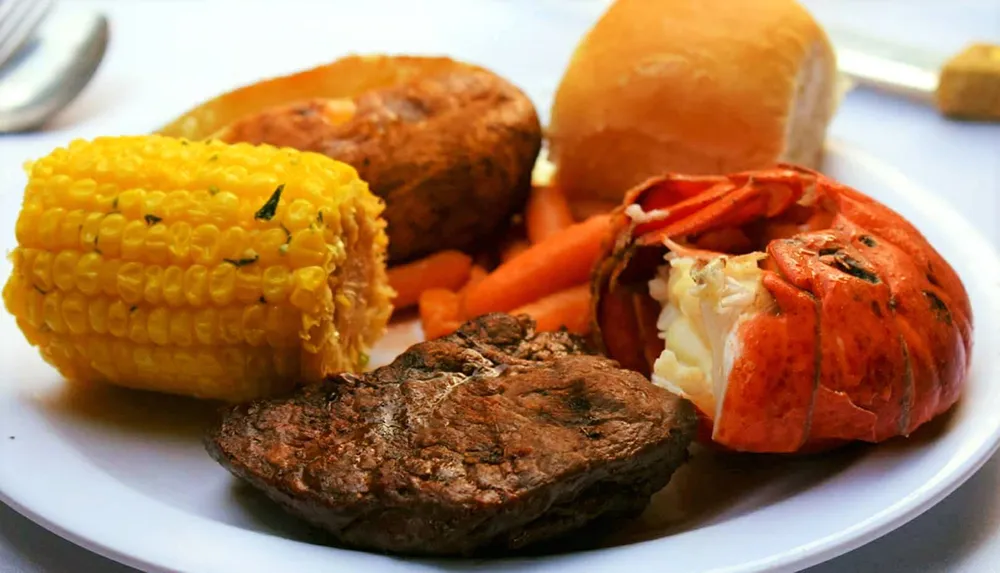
top-left (205, 313), bottom-right (697, 556)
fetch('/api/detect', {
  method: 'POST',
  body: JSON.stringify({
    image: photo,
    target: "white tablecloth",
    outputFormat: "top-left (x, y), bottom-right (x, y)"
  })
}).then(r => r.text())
top-left (1, 1), bottom-right (998, 571)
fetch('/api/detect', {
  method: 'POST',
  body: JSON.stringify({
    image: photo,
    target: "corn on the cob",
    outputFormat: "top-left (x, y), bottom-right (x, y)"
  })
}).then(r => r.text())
top-left (2, 135), bottom-right (394, 401)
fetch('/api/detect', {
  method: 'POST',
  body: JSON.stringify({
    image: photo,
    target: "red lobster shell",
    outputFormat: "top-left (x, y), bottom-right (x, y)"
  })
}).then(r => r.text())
top-left (591, 165), bottom-right (973, 453)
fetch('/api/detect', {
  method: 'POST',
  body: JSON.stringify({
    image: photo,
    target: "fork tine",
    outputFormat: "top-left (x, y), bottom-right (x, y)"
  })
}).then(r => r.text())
top-left (0, 0), bottom-right (35, 37)
top-left (0, 0), bottom-right (53, 39)
top-left (0, 0), bottom-right (53, 69)
top-left (0, 0), bottom-right (30, 26)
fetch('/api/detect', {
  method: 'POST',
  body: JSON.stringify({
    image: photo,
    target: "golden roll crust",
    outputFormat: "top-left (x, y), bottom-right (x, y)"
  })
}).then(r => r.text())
top-left (548, 0), bottom-right (838, 202)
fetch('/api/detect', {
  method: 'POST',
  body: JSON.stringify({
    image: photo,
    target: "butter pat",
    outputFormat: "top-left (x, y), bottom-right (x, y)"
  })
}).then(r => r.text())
top-left (935, 43), bottom-right (1000, 121)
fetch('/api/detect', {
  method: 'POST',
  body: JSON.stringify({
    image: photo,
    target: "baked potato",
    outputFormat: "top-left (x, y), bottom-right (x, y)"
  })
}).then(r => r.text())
top-left (158, 55), bottom-right (542, 264)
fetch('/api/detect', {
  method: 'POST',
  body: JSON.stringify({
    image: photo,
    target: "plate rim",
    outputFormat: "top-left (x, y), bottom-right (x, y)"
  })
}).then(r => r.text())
top-left (1, 140), bottom-right (999, 573)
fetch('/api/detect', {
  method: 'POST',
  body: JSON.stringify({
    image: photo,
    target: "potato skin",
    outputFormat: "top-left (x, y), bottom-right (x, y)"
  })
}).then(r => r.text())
top-left (159, 56), bottom-right (474, 141)
top-left (209, 66), bottom-right (542, 264)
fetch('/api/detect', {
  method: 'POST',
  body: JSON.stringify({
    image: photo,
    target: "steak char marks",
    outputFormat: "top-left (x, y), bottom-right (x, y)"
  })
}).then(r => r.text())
top-left (205, 313), bottom-right (696, 556)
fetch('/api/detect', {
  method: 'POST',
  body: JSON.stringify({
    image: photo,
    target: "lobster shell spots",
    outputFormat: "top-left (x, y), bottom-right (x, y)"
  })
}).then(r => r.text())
top-left (592, 165), bottom-right (973, 453)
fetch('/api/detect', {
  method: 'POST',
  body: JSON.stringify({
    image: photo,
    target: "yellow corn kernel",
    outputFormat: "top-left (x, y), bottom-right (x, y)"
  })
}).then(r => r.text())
top-left (218, 227), bottom-right (249, 261)
top-left (15, 203), bottom-right (41, 245)
top-left (190, 224), bottom-right (220, 264)
top-left (43, 290), bottom-right (66, 333)
top-left (25, 286), bottom-right (44, 329)
top-left (75, 253), bottom-right (102, 295)
top-left (53, 251), bottom-right (79, 291)
top-left (31, 251), bottom-right (54, 292)
top-left (288, 228), bottom-right (329, 268)
top-left (283, 198), bottom-right (317, 232)
top-left (117, 189), bottom-right (144, 219)
top-left (289, 266), bottom-right (330, 316)
top-left (243, 304), bottom-right (268, 346)
top-left (117, 262), bottom-right (144, 304)
top-left (145, 222), bottom-right (171, 264)
top-left (107, 300), bottom-right (129, 338)
top-left (17, 249), bottom-right (35, 282)
top-left (88, 297), bottom-right (110, 334)
top-left (98, 213), bottom-right (127, 258)
top-left (87, 337), bottom-right (114, 377)
top-left (2, 278), bottom-right (23, 318)
top-left (38, 207), bottom-right (63, 248)
top-left (3, 135), bottom-right (393, 401)
top-left (143, 190), bottom-right (167, 218)
top-left (219, 307), bottom-right (243, 345)
top-left (265, 304), bottom-right (301, 348)
top-left (120, 219), bottom-right (147, 260)
top-left (183, 265), bottom-right (209, 306)
top-left (170, 311), bottom-right (194, 346)
top-left (99, 259), bottom-right (121, 297)
top-left (59, 210), bottom-right (86, 249)
top-left (62, 293), bottom-right (89, 335)
top-left (129, 307), bottom-right (151, 344)
top-left (175, 351), bottom-right (197, 377)
top-left (79, 212), bottom-right (104, 252)
top-left (261, 265), bottom-right (292, 303)
top-left (161, 190), bottom-right (192, 220)
top-left (168, 222), bottom-right (192, 262)
top-left (144, 265), bottom-right (164, 305)
top-left (208, 191), bottom-right (240, 226)
top-left (68, 178), bottom-right (97, 208)
top-left (209, 264), bottom-right (237, 305)
top-left (192, 307), bottom-right (217, 345)
top-left (254, 228), bottom-right (289, 266)
top-left (147, 307), bottom-right (170, 345)
top-left (162, 266), bottom-right (185, 306)
top-left (235, 266), bottom-right (261, 304)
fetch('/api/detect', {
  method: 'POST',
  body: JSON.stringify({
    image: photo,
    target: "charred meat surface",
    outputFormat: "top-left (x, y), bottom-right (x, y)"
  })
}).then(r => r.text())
top-left (205, 314), bottom-right (696, 556)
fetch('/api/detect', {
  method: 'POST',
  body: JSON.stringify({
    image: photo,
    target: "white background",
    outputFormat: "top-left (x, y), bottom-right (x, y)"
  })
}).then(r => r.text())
top-left (0, 0), bottom-right (997, 571)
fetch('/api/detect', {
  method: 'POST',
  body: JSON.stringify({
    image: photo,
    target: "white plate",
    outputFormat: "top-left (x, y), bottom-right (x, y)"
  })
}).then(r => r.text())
top-left (1, 2), bottom-right (1000, 573)
top-left (3, 143), bottom-right (998, 573)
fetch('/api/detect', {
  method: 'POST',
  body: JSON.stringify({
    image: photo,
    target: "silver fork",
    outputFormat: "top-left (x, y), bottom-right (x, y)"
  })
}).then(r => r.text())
top-left (0, 0), bottom-right (54, 70)
top-left (0, 5), bottom-right (108, 132)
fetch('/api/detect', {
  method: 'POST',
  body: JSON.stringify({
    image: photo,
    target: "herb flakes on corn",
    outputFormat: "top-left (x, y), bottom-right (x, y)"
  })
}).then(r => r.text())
top-left (2, 135), bottom-right (394, 401)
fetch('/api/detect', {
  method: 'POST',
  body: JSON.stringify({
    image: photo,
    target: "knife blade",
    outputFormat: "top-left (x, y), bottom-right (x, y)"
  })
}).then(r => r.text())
top-left (829, 27), bottom-right (1000, 121)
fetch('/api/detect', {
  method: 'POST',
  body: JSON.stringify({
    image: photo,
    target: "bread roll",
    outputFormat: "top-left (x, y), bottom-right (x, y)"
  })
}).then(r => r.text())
top-left (548, 0), bottom-right (838, 202)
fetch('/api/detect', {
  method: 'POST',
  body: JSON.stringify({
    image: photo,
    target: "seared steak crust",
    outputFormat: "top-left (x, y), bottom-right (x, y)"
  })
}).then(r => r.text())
top-left (206, 314), bottom-right (696, 556)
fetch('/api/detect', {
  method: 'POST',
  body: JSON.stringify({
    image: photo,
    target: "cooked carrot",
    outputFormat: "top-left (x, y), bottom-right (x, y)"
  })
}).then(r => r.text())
top-left (569, 198), bottom-right (619, 221)
top-left (418, 289), bottom-right (463, 339)
top-left (500, 239), bottom-right (531, 263)
top-left (454, 265), bottom-right (489, 319)
top-left (461, 265), bottom-right (489, 294)
top-left (526, 184), bottom-right (575, 244)
top-left (511, 283), bottom-right (592, 334)
top-left (463, 214), bottom-right (612, 317)
top-left (496, 218), bottom-right (529, 264)
top-left (389, 250), bottom-right (473, 309)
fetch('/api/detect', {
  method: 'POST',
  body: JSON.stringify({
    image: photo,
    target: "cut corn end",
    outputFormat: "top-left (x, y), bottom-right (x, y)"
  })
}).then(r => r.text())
top-left (3, 135), bottom-right (393, 401)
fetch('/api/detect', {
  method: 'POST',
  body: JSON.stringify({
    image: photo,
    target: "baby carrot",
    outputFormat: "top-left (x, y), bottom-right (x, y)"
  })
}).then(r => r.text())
top-left (525, 184), bottom-right (575, 244)
top-left (418, 289), bottom-right (463, 340)
top-left (463, 214), bottom-right (612, 317)
top-left (500, 239), bottom-right (531, 263)
top-left (389, 250), bottom-right (473, 309)
top-left (511, 283), bottom-right (592, 335)
top-left (455, 265), bottom-right (489, 320)
top-left (460, 265), bottom-right (489, 294)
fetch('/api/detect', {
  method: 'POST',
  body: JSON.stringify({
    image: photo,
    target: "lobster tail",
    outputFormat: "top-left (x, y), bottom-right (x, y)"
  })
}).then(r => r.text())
top-left (592, 165), bottom-right (973, 453)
